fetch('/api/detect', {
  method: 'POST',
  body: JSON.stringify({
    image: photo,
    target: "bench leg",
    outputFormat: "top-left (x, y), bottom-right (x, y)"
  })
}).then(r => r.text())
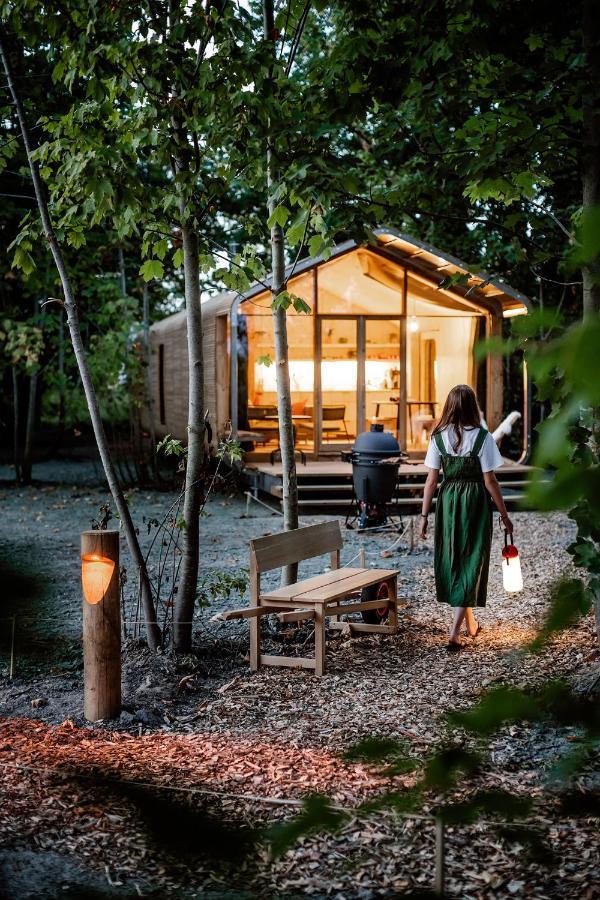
top-left (249, 612), bottom-right (260, 671)
top-left (314, 603), bottom-right (326, 676)
top-left (387, 576), bottom-right (399, 634)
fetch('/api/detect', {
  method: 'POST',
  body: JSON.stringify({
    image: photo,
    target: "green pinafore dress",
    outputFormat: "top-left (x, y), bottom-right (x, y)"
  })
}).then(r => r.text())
top-left (434, 427), bottom-right (493, 608)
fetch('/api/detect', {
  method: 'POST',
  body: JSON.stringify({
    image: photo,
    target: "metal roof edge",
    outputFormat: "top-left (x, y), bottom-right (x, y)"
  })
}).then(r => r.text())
top-left (374, 227), bottom-right (531, 309)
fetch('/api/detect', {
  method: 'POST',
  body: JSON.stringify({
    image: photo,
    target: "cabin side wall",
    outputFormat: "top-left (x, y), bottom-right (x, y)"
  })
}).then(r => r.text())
top-left (145, 307), bottom-right (228, 447)
top-left (147, 317), bottom-right (189, 441)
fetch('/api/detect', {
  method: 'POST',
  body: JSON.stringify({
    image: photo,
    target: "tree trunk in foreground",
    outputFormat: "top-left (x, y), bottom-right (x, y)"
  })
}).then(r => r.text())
top-left (21, 368), bottom-right (38, 484)
top-left (583, 0), bottom-right (600, 317)
top-left (11, 367), bottom-right (21, 483)
top-left (582, 0), bottom-right (600, 645)
top-left (173, 218), bottom-right (205, 652)
top-left (263, 0), bottom-right (299, 586)
top-left (0, 30), bottom-right (161, 650)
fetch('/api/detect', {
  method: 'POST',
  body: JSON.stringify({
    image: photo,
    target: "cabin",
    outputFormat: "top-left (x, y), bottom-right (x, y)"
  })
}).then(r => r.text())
top-left (147, 228), bottom-right (531, 506)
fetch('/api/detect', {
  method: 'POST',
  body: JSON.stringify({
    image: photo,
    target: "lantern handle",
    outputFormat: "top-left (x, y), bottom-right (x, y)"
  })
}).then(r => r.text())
top-left (504, 530), bottom-right (514, 549)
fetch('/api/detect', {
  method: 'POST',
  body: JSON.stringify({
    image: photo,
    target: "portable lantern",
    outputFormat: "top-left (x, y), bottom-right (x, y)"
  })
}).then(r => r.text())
top-left (81, 553), bottom-right (116, 605)
top-left (502, 532), bottom-right (523, 593)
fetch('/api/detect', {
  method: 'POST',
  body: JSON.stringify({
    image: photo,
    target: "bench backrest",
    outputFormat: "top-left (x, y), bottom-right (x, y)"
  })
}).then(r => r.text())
top-left (250, 521), bottom-right (343, 574)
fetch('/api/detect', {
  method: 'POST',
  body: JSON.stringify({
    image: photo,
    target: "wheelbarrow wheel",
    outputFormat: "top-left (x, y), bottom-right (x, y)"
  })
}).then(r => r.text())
top-left (361, 581), bottom-right (390, 624)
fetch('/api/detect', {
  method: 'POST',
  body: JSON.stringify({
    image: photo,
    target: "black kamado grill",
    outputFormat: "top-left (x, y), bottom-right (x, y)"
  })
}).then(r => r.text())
top-left (342, 424), bottom-right (409, 532)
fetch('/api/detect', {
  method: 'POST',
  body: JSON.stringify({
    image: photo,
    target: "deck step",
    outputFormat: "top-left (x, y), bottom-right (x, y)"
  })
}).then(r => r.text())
top-left (270, 479), bottom-right (537, 498)
top-left (294, 495), bottom-right (526, 509)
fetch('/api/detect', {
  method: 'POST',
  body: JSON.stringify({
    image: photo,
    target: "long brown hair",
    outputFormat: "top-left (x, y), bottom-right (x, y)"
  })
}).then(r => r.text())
top-left (432, 384), bottom-right (482, 452)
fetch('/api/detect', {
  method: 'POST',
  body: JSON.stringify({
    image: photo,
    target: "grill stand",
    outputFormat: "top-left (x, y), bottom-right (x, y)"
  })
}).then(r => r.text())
top-left (344, 476), bottom-right (405, 535)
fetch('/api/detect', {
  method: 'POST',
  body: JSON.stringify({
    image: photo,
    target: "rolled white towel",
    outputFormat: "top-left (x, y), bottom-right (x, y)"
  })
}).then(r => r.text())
top-left (492, 411), bottom-right (521, 444)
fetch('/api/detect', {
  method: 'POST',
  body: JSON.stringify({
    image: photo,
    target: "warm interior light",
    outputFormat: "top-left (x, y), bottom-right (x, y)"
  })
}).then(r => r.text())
top-left (256, 360), bottom-right (314, 391)
top-left (503, 307), bottom-right (528, 318)
top-left (81, 554), bottom-right (116, 605)
top-left (409, 316), bottom-right (419, 332)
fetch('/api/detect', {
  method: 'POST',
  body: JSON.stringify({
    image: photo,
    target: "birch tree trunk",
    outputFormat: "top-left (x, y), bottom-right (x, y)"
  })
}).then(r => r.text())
top-left (142, 283), bottom-right (159, 484)
top-left (173, 216), bottom-right (205, 652)
top-left (0, 30), bottom-right (161, 650)
top-left (263, 0), bottom-right (299, 586)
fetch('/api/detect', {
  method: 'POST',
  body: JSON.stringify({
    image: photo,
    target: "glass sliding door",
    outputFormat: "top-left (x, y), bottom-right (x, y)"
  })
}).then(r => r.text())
top-left (364, 319), bottom-right (402, 439)
top-left (316, 318), bottom-right (357, 452)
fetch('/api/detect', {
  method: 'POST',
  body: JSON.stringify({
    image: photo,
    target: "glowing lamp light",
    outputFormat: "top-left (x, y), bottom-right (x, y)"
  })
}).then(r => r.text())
top-left (502, 533), bottom-right (523, 593)
top-left (409, 316), bottom-right (419, 333)
top-left (81, 553), bottom-right (116, 605)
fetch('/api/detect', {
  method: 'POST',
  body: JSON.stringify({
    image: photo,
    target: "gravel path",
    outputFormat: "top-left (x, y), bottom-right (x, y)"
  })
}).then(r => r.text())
top-left (0, 463), bottom-right (598, 899)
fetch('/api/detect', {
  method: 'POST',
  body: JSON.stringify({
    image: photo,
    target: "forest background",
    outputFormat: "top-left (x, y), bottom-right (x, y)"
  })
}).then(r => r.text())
top-left (1, 0), bottom-right (598, 650)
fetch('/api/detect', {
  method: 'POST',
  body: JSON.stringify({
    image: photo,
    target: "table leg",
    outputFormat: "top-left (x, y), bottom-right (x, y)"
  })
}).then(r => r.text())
top-left (387, 576), bottom-right (399, 634)
top-left (249, 566), bottom-right (261, 671)
top-left (314, 603), bottom-right (326, 676)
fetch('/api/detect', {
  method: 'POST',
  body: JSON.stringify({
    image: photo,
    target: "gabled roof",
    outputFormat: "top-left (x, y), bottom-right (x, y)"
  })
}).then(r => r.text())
top-left (373, 228), bottom-right (529, 316)
top-left (154, 228), bottom-right (530, 325)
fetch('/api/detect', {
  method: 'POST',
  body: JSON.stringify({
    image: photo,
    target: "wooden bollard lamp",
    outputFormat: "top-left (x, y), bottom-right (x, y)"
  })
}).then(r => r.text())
top-left (81, 530), bottom-right (121, 721)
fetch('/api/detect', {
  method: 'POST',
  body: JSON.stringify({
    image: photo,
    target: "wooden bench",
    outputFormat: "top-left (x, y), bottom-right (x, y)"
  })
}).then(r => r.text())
top-left (223, 521), bottom-right (399, 675)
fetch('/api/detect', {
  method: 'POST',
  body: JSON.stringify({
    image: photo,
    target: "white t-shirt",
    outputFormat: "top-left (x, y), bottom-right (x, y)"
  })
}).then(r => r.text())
top-left (424, 426), bottom-right (503, 473)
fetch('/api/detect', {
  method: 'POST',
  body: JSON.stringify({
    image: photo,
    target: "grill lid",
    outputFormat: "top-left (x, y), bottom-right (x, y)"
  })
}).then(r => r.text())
top-left (352, 423), bottom-right (401, 457)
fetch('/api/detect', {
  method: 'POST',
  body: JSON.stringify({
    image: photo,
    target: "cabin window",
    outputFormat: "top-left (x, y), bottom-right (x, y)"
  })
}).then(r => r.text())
top-left (234, 247), bottom-right (488, 456)
top-left (238, 272), bottom-right (315, 452)
top-left (158, 343), bottom-right (166, 425)
top-left (405, 274), bottom-right (483, 449)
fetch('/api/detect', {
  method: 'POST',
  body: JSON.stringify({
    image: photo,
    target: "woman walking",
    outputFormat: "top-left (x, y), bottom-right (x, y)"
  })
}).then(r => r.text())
top-left (419, 384), bottom-right (513, 650)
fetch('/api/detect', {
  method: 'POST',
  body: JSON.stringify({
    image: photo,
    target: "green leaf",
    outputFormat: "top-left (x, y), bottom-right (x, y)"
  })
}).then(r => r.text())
top-left (447, 686), bottom-right (541, 735)
top-left (271, 290), bottom-right (292, 311)
top-left (139, 259), bottom-right (164, 282)
top-left (343, 736), bottom-right (405, 762)
top-left (12, 246), bottom-right (35, 275)
top-left (292, 295), bottom-right (311, 315)
top-left (173, 248), bottom-right (184, 268)
top-left (257, 354), bottom-right (273, 367)
top-left (286, 210), bottom-right (309, 246)
top-left (268, 795), bottom-right (346, 857)
top-left (439, 789), bottom-right (533, 825)
top-left (267, 205), bottom-right (290, 229)
top-left (308, 235), bottom-right (325, 257)
top-left (423, 747), bottom-right (481, 791)
top-left (153, 239), bottom-right (168, 261)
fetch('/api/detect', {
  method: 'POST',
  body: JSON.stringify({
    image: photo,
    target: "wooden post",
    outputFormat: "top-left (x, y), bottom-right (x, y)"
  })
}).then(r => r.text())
top-left (81, 530), bottom-right (121, 721)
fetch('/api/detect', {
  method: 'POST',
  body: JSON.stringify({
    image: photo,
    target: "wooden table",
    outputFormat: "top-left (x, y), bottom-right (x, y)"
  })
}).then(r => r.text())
top-left (258, 566), bottom-right (399, 674)
top-left (223, 522), bottom-right (400, 676)
top-left (264, 416), bottom-right (308, 465)
top-left (375, 399), bottom-right (437, 441)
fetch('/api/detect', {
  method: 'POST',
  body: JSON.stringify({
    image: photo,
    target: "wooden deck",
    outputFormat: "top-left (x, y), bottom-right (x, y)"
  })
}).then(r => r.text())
top-left (242, 458), bottom-right (538, 513)
top-left (247, 457), bottom-right (534, 477)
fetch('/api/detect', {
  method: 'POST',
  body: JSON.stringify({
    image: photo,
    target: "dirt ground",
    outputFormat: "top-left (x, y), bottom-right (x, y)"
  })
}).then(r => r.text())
top-left (0, 459), bottom-right (598, 899)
